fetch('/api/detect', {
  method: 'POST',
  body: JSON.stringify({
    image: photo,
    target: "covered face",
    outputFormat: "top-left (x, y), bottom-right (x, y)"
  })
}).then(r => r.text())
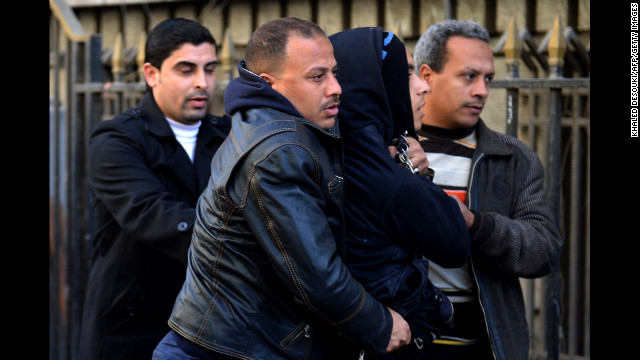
top-left (330, 27), bottom-right (416, 144)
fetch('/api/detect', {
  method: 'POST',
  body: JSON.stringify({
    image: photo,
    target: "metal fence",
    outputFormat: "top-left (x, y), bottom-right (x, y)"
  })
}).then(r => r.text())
top-left (49, 2), bottom-right (589, 359)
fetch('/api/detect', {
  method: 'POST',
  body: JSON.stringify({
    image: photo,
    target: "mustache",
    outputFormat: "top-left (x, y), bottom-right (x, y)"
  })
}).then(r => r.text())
top-left (321, 96), bottom-right (340, 109)
top-left (186, 91), bottom-right (210, 101)
top-left (463, 99), bottom-right (484, 107)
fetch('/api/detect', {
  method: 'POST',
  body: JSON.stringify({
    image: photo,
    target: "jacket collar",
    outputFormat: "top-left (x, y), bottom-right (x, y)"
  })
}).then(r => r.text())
top-left (474, 118), bottom-right (513, 157)
top-left (137, 91), bottom-right (219, 145)
top-left (137, 92), bottom-right (175, 138)
top-left (136, 91), bottom-right (222, 196)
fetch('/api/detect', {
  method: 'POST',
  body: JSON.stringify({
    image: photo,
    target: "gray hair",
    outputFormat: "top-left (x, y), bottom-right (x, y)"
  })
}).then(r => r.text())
top-left (414, 19), bottom-right (490, 73)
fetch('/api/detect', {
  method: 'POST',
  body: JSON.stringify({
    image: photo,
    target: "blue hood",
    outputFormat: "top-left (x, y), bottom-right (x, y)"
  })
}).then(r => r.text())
top-left (224, 61), bottom-right (304, 119)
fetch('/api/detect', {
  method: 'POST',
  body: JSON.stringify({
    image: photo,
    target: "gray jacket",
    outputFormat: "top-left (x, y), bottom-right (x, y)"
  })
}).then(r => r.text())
top-left (468, 119), bottom-right (563, 360)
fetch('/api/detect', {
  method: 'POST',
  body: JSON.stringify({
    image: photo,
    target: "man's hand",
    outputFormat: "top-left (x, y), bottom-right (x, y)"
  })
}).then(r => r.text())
top-left (385, 307), bottom-right (411, 353)
top-left (405, 136), bottom-right (430, 175)
top-left (387, 136), bottom-right (430, 176)
top-left (449, 195), bottom-right (475, 229)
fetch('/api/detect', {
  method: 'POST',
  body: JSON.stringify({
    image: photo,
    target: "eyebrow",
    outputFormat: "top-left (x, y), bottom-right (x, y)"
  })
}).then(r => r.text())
top-left (306, 64), bottom-right (337, 74)
top-left (174, 60), bottom-right (219, 68)
top-left (464, 66), bottom-right (494, 76)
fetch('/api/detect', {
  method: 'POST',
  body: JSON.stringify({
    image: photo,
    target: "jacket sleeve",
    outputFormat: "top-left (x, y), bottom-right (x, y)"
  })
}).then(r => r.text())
top-left (472, 145), bottom-right (563, 278)
top-left (244, 143), bottom-right (393, 355)
top-left (386, 172), bottom-right (471, 268)
top-left (89, 120), bottom-right (193, 263)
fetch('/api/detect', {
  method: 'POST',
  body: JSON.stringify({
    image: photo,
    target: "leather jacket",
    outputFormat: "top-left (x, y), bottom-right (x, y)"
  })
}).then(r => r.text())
top-left (467, 119), bottom-right (563, 360)
top-left (167, 63), bottom-right (393, 359)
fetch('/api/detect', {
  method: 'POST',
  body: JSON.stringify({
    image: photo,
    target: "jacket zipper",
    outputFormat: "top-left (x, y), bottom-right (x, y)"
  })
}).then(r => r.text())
top-left (282, 323), bottom-right (311, 349)
top-left (468, 152), bottom-right (497, 360)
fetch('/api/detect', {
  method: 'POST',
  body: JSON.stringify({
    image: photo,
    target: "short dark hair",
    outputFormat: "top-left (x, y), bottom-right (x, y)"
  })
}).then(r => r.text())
top-left (145, 18), bottom-right (217, 69)
top-left (414, 19), bottom-right (490, 73)
top-left (245, 17), bottom-right (326, 75)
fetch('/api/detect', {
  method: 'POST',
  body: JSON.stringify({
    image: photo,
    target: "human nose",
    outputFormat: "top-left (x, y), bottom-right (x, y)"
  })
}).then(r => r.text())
top-left (327, 72), bottom-right (342, 97)
top-left (194, 68), bottom-right (209, 90)
top-left (417, 76), bottom-right (430, 96)
top-left (472, 78), bottom-right (489, 98)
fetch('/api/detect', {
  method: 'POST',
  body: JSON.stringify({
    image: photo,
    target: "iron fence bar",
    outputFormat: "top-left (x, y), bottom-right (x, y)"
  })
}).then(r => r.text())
top-left (503, 18), bottom-right (520, 138)
top-left (84, 35), bottom-right (104, 260)
top-left (545, 82), bottom-right (563, 360)
top-left (568, 118), bottom-right (584, 356)
top-left (583, 129), bottom-right (590, 358)
top-left (50, 14), bottom-right (62, 360)
top-left (506, 87), bottom-right (520, 137)
top-left (490, 78), bottom-right (590, 89)
top-left (66, 37), bottom-right (84, 360)
top-left (522, 91), bottom-right (538, 357)
top-left (56, 33), bottom-right (73, 360)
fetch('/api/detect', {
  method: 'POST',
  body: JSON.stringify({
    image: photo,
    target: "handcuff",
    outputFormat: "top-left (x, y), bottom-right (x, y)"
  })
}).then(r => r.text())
top-left (394, 131), bottom-right (435, 180)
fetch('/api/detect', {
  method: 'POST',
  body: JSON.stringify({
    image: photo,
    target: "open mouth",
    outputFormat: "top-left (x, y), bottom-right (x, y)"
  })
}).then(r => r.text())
top-left (323, 105), bottom-right (339, 117)
top-left (322, 100), bottom-right (340, 117)
top-left (189, 96), bottom-right (209, 108)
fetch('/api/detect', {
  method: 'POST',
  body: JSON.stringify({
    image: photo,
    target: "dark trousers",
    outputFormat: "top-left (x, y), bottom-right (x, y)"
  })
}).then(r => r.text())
top-left (77, 309), bottom-right (170, 360)
top-left (431, 300), bottom-right (494, 360)
top-left (153, 330), bottom-right (238, 360)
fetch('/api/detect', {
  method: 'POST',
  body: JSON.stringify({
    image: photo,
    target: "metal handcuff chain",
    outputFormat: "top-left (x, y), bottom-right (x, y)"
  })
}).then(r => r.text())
top-left (394, 131), bottom-right (435, 180)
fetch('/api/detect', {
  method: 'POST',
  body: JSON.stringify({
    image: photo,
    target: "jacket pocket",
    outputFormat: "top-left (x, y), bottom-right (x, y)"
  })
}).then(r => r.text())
top-left (328, 175), bottom-right (344, 194)
top-left (96, 278), bottom-right (147, 332)
top-left (280, 322), bottom-right (312, 350)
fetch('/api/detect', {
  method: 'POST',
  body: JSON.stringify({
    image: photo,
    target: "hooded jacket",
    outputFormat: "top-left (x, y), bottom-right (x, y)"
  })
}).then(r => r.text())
top-left (167, 61), bottom-right (393, 359)
top-left (329, 27), bottom-right (470, 349)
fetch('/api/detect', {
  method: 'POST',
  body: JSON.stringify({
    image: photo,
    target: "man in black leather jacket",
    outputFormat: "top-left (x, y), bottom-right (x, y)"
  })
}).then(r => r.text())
top-left (153, 17), bottom-right (411, 360)
top-left (78, 18), bottom-right (231, 360)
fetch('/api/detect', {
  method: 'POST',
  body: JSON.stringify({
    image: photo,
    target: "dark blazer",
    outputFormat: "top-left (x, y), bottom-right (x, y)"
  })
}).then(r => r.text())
top-left (77, 92), bottom-right (231, 360)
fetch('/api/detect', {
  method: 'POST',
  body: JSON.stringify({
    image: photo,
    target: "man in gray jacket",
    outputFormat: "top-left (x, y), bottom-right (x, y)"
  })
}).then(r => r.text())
top-left (413, 20), bottom-right (563, 360)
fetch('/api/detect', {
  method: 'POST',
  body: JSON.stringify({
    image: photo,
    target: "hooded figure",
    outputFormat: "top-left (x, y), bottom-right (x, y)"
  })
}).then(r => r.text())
top-left (330, 27), bottom-right (471, 358)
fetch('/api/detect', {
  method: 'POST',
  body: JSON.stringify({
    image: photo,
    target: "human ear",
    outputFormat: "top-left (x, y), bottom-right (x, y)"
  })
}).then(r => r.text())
top-left (418, 64), bottom-right (432, 82)
top-left (259, 73), bottom-right (275, 87)
top-left (143, 63), bottom-right (160, 87)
